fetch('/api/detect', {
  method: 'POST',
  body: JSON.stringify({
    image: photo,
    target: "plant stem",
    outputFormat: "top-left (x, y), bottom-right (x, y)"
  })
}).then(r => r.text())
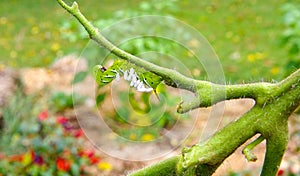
top-left (57, 1), bottom-right (300, 175)
top-left (242, 135), bottom-right (265, 162)
top-left (56, 0), bottom-right (285, 113)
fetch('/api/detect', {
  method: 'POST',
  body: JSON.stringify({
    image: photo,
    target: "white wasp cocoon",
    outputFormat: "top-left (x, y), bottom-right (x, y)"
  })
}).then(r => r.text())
top-left (124, 70), bottom-right (129, 80)
top-left (134, 80), bottom-right (141, 88)
top-left (129, 68), bottom-right (135, 75)
top-left (130, 76), bottom-right (137, 86)
top-left (137, 87), bottom-right (153, 92)
top-left (115, 73), bottom-right (120, 81)
top-left (120, 67), bottom-right (154, 93)
top-left (137, 81), bottom-right (144, 89)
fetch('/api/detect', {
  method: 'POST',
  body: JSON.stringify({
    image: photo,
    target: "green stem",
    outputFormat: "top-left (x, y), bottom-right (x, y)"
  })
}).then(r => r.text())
top-left (128, 156), bottom-right (179, 176)
top-left (243, 135), bottom-right (265, 162)
top-left (57, 1), bottom-right (300, 175)
top-left (57, 0), bottom-right (282, 113)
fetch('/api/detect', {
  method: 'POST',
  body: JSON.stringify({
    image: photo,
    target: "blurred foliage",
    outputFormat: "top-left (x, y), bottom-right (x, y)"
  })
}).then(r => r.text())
top-left (65, 0), bottom-right (187, 82)
top-left (65, 0), bottom-right (190, 141)
top-left (280, 2), bottom-right (300, 76)
top-left (103, 84), bottom-right (189, 141)
top-left (1, 0), bottom-right (297, 82)
top-left (48, 91), bottom-right (85, 112)
top-left (59, 0), bottom-right (299, 83)
top-left (0, 89), bottom-right (105, 175)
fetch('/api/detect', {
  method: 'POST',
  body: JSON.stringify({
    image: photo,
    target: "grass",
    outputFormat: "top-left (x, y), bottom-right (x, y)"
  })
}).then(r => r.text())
top-left (0, 0), bottom-right (297, 82)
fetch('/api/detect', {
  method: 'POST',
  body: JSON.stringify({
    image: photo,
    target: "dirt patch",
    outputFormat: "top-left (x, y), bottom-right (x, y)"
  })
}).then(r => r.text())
top-left (12, 55), bottom-right (300, 175)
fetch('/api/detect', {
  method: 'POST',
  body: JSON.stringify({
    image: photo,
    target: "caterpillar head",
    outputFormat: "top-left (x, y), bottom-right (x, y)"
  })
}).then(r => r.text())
top-left (93, 65), bottom-right (106, 84)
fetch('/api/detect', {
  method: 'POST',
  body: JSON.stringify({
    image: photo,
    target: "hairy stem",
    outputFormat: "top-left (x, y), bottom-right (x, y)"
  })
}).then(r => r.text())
top-left (128, 156), bottom-right (179, 176)
top-left (57, 1), bottom-right (300, 175)
top-left (243, 135), bottom-right (265, 162)
top-left (57, 0), bottom-right (282, 113)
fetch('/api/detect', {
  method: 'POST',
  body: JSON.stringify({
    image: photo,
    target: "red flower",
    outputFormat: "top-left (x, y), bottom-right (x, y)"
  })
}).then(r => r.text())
top-left (78, 149), bottom-right (94, 158)
top-left (73, 129), bottom-right (84, 138)
top-left (85, 150), bottom-right (95, 158)
top-left (56, 116), bottom-right (68, 124)
top-left (277, 169), bottom-right (284, 176)
top-left (56, 157), bottom-right (71, 172)
top-left (78, 150), bottom-right (85, 157)
top-left (77, 149), bottom-right (101, 164)
top-left (89, 156), bottom-right (101, 164)
top-left (38, 110), bottom-right (48, 121)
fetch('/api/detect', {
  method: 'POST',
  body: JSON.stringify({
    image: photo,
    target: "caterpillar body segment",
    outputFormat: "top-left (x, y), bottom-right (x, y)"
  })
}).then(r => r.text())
top-left (93, 59), bottom-right (163, 95)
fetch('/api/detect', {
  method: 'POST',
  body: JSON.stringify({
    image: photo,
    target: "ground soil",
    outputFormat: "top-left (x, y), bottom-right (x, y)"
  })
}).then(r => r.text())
top-left (4, 55), bottom-right (298, 175)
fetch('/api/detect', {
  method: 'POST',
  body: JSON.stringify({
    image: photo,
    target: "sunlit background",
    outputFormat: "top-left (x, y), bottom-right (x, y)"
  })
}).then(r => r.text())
top-left (0, 0), bottom-right (299, 175)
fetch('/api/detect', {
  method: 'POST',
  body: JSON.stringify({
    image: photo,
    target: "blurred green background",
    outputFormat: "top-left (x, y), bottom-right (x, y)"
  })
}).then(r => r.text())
top-left (0, 0), bottom-right (299, 82)
top-left (1, 1), bottom-right (300, 175)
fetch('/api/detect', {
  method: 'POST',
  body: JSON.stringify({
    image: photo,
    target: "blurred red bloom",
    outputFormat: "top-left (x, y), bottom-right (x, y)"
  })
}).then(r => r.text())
top-left (73, 129), bottom-right (84, 138)
top-left (77, 149), bottom-right (100, 164)
top-left (277, 169), bottom-right (284, 176)
top-left (56, 157), bottom-right (71, 171)
top-left (89, 156), bottom-right (101, 164)
top-left (56, 116), bottom-right (68, 125)
top-left (38, 110), bottom-right (48, 121)
top-left (85, 150), bottom-right (95, 158)
top-left (78, 149), bottom-right (94, 158)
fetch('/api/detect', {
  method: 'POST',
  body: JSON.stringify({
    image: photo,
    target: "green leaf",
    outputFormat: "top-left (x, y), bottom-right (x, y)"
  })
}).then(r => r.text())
top-left (96, 93), bottom-right (106, 106)
top-left (72, 71), bottom-right (88, 84)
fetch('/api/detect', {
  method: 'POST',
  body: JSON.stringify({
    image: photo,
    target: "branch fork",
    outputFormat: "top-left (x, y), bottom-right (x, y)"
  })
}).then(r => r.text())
top-left (57, 1), bottom-right (300, 175)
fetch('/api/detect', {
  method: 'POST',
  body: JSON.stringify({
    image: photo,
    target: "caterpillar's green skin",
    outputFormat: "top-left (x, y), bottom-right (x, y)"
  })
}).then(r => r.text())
top-left (93, 59), bottom-right (123, 86)
top-left (93, 59), bottom-right (162, 91)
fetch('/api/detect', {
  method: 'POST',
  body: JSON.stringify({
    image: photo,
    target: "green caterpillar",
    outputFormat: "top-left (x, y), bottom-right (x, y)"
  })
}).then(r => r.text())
top-left (93, 59), bottom-right (162, 95)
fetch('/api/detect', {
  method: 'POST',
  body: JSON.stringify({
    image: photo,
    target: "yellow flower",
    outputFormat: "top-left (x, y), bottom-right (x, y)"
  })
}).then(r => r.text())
top-left (247, 52), bottom-right (266, 62)
top-left (51, 43), bottom-right (60, 51)
top-left (271, 67), bottom-right (279, 75)
top-left (141, 133), bottom-right (155, 141)
top-left (98, 161), bottom-right (112, 171)
top-left (247, 54), bottom-right (255, 62)
top-left (22, 151), bottom-right (33, 166)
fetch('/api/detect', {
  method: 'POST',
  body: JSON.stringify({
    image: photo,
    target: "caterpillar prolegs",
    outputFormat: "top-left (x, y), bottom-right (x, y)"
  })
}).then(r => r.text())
top-left (93, 59), bottom-right (162, 96)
